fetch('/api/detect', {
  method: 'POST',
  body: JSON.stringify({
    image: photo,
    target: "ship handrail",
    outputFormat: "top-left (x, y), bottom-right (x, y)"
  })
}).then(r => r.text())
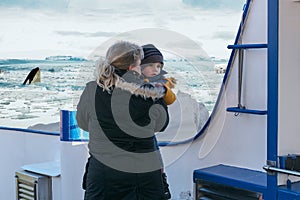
top-left (263, 165), bottom-right (300, 177)
top-left (0, 126), bottom-right (59, 136)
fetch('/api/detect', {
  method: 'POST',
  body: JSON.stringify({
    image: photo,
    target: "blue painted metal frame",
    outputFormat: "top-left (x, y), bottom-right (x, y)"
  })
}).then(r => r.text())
top-left (193, 164), bottom-right (267, 194)
top-left (226, 107), bottom-right (267, 115)
top-left (266, 0), bottom-right (279, 199)
top-left (227, 43), bottom-right (268, 49)
top-left (192, 0), bottom-right (284, 199)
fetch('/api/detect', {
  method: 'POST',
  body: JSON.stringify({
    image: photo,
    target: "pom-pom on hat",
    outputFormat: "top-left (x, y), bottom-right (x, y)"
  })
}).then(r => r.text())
top-left (141, 44), bottom-right (164, 67)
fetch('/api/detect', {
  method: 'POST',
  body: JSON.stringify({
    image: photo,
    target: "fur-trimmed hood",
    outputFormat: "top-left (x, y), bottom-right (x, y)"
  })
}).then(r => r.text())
top-left (115, 80), bottom-right (165, 100)
top-left (112, 69), bottom-right (166, 100)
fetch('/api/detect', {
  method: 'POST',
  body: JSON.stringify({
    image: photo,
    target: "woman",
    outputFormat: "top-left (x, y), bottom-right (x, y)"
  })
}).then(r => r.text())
top-left (76, 41), bottom-right (169, 200)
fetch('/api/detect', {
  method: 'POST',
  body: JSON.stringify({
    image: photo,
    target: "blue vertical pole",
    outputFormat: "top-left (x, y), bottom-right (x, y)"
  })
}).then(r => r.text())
top-left (267, 0), bottom-right (279, 199)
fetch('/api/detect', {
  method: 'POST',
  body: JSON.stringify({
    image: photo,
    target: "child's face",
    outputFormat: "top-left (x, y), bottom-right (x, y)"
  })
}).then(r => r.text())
top-left (142, 63), bottom-right (163, 77)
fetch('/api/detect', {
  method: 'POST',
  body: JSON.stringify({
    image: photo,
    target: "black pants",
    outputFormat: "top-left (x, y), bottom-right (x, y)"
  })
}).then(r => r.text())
top-left (83, 156), bottom-right (165, 200)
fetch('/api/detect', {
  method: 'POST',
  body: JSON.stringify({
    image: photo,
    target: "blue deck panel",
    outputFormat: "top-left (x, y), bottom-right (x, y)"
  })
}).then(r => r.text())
top-left (193, 164), bottom-right (267, 194)
top-left (278, 181), bottom-right (300, 199)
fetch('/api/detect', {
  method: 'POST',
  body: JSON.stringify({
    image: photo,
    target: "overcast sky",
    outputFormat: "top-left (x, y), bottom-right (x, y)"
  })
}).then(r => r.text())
top-left (0, 0), bottom-right (245, 59)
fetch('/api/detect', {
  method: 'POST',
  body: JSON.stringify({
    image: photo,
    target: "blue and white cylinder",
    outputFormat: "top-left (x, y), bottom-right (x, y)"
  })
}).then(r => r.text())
top-left (60, 110), bottom-right (89, 141)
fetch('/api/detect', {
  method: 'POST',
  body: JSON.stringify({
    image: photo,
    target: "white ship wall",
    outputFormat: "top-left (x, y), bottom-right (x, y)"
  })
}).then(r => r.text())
top-left (278, 0), bottom-right (300, 155)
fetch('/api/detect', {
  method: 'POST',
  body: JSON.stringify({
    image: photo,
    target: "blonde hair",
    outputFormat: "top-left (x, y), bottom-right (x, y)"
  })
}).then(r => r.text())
top-left (95, 41), bottom-right (143, 92)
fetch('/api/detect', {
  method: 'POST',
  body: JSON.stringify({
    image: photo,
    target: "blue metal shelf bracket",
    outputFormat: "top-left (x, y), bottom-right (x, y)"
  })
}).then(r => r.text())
top-left (227, 43), bottom-right (268, 49)
top-left (226, 107), bottom-right (267, 115)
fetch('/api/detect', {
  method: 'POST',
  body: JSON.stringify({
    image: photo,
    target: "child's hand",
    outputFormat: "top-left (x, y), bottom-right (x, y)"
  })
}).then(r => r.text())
top-left (164, 77), bottom-right (177, 89)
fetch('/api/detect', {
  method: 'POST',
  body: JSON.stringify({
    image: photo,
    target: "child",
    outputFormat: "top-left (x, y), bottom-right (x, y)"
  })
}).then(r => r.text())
top-left (141, 44), bottom-right (176, 199)
top-left (141, 44), bottom-right (177, 105)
